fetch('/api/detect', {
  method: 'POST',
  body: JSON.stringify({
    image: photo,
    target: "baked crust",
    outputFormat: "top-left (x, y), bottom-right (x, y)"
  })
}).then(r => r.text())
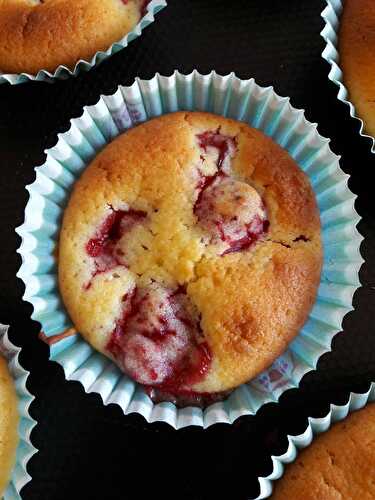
top-left (0, 0), bottom-right (144, 73)
top-left (273, 404), bottom-right (375, 499)
top-left (339, 0), bottom-right (375, 137)
top-left (0, 356), bottom-right (19, 496)
top-left (58, 111), bottom-right (322, 393)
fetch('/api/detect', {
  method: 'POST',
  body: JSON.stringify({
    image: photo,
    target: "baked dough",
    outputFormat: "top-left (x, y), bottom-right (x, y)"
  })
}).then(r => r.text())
top-left (339, 0), bottom-right (375, 138)
top-left (0, 0), bottom-right (147, 74)
top-left (0, 355), bottom-right (19, 497)
top-left (272, 404), bottom-right (375, 499)
top-left (58, 112), bottom-right (322, 395)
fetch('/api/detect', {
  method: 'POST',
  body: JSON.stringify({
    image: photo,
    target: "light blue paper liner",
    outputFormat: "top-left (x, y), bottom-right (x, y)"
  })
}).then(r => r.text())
top-left (0, 324), bottom-right (37, 499)
top-left (321, 0), bottom-right (375, 152)
top-left (256, 383), bottom-right (375, 498)
top-left (0, 0), bottom-right (166, 85)
top-left (17, 70), bottom-right (363, 429)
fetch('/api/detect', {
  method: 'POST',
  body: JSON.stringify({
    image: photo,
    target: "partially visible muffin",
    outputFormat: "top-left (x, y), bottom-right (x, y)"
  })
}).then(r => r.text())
top-left (0, 0), bottom-right (149, 74)
top-left (339, 0), bottom-right (375, 137)
top-left (0, 355), bottom-right (19, 496)
top-left (272, 404), bottom-right (375, 499)
top-left (58, 111), bottom-right (322, 399)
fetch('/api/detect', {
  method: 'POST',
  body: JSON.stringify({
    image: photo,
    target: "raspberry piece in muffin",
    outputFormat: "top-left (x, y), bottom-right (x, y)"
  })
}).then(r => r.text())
top-left (59, 112), bottom-right (322, 403)
top-left (107, 283), bottom-right (211, 390)
top-left (197, 129), bottom-right (237, 172)
top-left (85, 207), bottom-right (146, 286)
top-left (194, 129), bottom-right (268, 254)
top-left (195, 176), bottom-right (269, 254)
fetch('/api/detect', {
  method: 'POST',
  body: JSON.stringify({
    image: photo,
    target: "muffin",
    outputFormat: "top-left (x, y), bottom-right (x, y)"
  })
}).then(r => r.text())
top-left (339, 0), bottom-right (375, 138)
top-left (272, 404), bottom-right (375, 499)
top-left (0, 354), bottom-right (19, 496)
top-left (0, 0), bottom-right (150, 74)
top-left (58, 111), bottom-right (322, 399)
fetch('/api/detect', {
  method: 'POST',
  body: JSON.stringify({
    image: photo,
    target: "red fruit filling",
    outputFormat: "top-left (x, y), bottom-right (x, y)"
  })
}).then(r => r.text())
top-left (140, 0), bottom-right (151, 17)
top-left (106, 283), bottom-right (212, 392)
top-left (197, 129), bottom-right (237, 172)
top-left (195, 130), bottom-right (269, 254)
top-left (121, 0), bottom-right (150, 17)
top-left (222, 214), bottom-right (269, 255)
top-left (85, 207), bottom-right (146, 286)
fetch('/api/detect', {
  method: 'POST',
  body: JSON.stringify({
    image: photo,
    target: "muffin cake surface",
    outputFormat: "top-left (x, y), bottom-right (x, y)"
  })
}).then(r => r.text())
top-left (0, 0), bottom-right (148, 74)
top-left (272, 404), bottom-right (375, 499)
top-left (340, 0), bottom-right (375, 138)
top-left (58, 111), bottom-right (322, 396)
top-left (0, 355), bottom-right (19, 496)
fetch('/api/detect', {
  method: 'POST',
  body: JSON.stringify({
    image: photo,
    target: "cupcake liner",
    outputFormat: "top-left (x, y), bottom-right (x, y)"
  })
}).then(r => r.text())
top-left (17, 70), bottom-right (363, 429)
top-left (321, 0), bottom-right (375, 152)
top-left (256, 383), bottom-right (375, 498)
top-left (0, 0), bottom-right (166, 85)
top-left (0, 324), bottom-right (37, 499)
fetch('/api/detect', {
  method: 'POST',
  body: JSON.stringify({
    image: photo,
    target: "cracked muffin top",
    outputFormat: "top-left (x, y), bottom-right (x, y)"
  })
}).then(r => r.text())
top-left (0, 0), bottom-right (149, 74)
top-left (0, 355), bottom-right (19, 496)
top-left (272, 404), bottom-right (375, 499)
top-left (58, 111), bottom-right (322, 398)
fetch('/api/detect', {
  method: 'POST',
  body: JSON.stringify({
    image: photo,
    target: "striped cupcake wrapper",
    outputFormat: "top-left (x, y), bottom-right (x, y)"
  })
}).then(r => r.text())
top-left (0, 324), bottom-right (37, 499)
top-left (17, 70), bottom-right (363, 428)
top-left (321, 0), bottom-right (375, 152)
top-left (0, 0), bottom-right (166, 85)
top-left (256, 383), bottom-right (375, 498)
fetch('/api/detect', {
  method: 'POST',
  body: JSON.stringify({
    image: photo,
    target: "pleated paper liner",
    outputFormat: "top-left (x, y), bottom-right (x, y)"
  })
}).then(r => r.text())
top-left (0, 0), bottom-right (166, 85)
top-left (17, 70), bottom-right (363, 429)
top-left (256, 383), bottom-right (375, 499)
top-left (321, 0), bottom-right (375, 152)
top-left (0, 324), bottom-right (37, 499)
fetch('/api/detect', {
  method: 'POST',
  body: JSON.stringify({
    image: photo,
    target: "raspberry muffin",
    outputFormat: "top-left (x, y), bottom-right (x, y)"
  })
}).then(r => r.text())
top-left (0, 355), bottom-right (19, 496)
top-left (0, 0), bottom-right (150, 74)
top-left (58, 112), bottom-right (322, 401)
top-left (272, 404), bottom-right (375, 499)
top-left (339, 0), bottom-right (375, 137)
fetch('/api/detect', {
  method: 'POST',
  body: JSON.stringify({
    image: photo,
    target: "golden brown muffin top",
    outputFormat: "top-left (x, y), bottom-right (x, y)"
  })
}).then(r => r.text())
top-left (58, 112), bottom-right (322, 396)
top-left (0, 355), bottom-right (19, 496)
top-left (339, 0), bottom-right (375, 138)
top-left (0, 0), bottom-right (146, 74)
top-left (272, 403), bottom-right (375, 499)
